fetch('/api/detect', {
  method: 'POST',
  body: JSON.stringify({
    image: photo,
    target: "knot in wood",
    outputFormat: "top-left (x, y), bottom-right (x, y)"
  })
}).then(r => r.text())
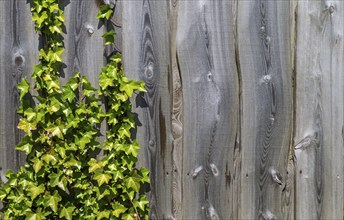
top-left (13, 54), bottom-right (25, 66)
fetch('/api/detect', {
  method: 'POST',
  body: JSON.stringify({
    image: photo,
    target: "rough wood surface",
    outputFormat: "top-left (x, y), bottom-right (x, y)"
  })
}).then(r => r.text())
top-left (0, 0), bottom-right (38, 177)
top-left (176, 1), bottom-right (239, 219)
top-left (1, 1), bottom-right (344, 219)
top-left (237, 1), bottom-right (293, 219)
top-left (169, 0), bottom-right (183, 219)
top-left (61, 0), bottom-right (105, 85)
top-left (294, 1), bottom-right (344, 219)
top-left (122, 0), bottom-right (172, 218)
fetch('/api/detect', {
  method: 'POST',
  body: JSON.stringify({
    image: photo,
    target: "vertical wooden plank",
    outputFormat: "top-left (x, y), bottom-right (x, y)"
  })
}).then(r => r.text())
top-left (0, 0), bottom-right (38, 177)
top-left (169, 0), bottom-right (183, 219)
top-left (294, 1), bottom-right (344, 219)
top-left (122, 1), bottom-right (172, 218)
top-left (176, 1), bottom-right (239, 219)
top-left (237, 1), bottom-right (293, 219)
top-left (61, 0), bottom-right (104, 85)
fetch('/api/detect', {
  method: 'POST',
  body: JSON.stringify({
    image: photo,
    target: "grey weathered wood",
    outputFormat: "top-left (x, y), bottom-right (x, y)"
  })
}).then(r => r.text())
top-left (169, 0), bottom-right (183, 219)
top-left (237, 1), bottom-right (293, 219)
top-left (176, 1), bottom-right (239, 219)
top-left (294, 1), bottom-right (344, 219)
top-left (0, 0), bottom-right (38, 177)
top-left (122, 0), bottom-right (172, 218)
top-left (1, 0), bottom-right (344, 218)
top-left (61, 0), bottom-right (105, 85)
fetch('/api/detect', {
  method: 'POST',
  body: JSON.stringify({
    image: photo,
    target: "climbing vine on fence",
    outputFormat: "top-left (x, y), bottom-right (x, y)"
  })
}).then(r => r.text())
top-left (0, 0), bottom-right (150, 219)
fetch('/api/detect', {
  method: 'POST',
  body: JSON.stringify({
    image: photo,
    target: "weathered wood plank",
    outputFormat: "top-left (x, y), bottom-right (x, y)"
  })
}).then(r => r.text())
top-left (176, 1), bottom-right (239, 219)
top-left (61, 0), bottom-right (105, 85)
top-left (122, 1), bottom-right (172, 218)
top-left (237, 1), bottom-right (293, 219)
top-left (168, 0), bottom-right (183, 219)
top-left (294, 1), bottom-right (344, 219)
top-left (0, 0), bottom-right (38, 177)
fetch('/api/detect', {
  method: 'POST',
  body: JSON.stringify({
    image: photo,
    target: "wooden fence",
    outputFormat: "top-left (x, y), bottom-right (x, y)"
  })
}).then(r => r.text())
top-left (0, 0), bottom-right (343, 219)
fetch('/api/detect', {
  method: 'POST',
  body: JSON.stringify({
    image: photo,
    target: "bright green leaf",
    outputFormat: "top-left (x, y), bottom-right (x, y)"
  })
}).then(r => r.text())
top-left (17, 78), bottom-right (30, 100)
top-left (28, 184), bottom-right (45, 200)
top-left (44, 191), bottom-right (62, 213)
top-left (93, 173), bottom-right (112, 186)
top-left (59, 205), bottom-right (75, 220)
top-left (112, 203), bottom-right (127, 218)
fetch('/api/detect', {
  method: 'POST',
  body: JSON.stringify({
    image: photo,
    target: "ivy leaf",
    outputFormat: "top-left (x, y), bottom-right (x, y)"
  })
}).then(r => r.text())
top-left (18, 118), bottom-right (36, 136)
top-left (44, 191), bottom-right (62, 213)
top-left (112, 203), bottom-right (127, 218)
top-left (125, 176), bottom-right (141, 192)
top-left (126, 141), bottom-right (140, 157)
top-left (25, 212), bottom-right (43, 220)
top-left (122, 214), bottom-right (135, 220)
top-left (99, 73), bottom-right (113, 89)
top-left (16, 136), bottom-right (33, 154)
top-left (59, 205), bottom-right (75, 220)
top-left (32, 11), bottom-right (48, 26)
top-left (48, 172), bottom-right (61, 188)
top-left (140, 167), bottom-right (150, 183)
top-left (62, 87), bottom-right (76, 102)
top-left (102, 30), bottom-right (116, 45)
top-left (119, 80), bottom-right (144, 97)
top-left (0, 188), bottom-right (7, 200)
top-left (47, 47), bottom-right (64, 62)
top-left (17, 78), bottom-right (30, 100)
top-left (118, 124), bottom-right (131, 138)
top-left (49, 3), bottom-right (59, 13)
top-left (96, 4), bottom-right (113, 19)
top-left (88, 158), bottom-right (103, 173)
top-left (93, 173), bottom-right (112, 186)
top-left (42, 153), bottom-right (58, 165)
top-left (46, 125), bottom-right (63, 139)
top-left (134, 198), bottom-right (149, 211)
top-left (31, 157), bottom-right (43, 173)
top-left (97, 210), bottom-right (110, 220)
top-left (28, 184), bottom-right (45, 200)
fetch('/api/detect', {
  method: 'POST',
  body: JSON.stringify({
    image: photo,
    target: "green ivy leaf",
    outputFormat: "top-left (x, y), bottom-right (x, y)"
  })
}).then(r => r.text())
top-left (112, 203), bottom-right (127, 218)
top-left (93, 173), bottom-right (112, 186)
top-left (88, 158), bottom-right (103, 173)
top-left (97, 210), bottom-right (110, 220)
top-left (125, 176), bottom-right (141, 192)
top-left (96, 4), bottom-right (113, 19)
top-left (126, 141), bottom-right (140, 157)
top-left (28, 184), bottom-right (45, 200)
top-left (32, 11), bottom-right (48, 26)
top-left (49, 3), bottom-right (59, 12)
top-left (0, 188), bottom-right (7, 200)
top-left (16, 136), bottom-right (33, 154)
top-left (99, 73), bottom-right (113, 90)
top-left (122, 214), bottom-right (135, 220)
top-left (17, 78), bottom-right (30, 100)
top-left (119, 80), bottom-right (145, 97)
top-left (102, 30), bottom-right (116, 45)
top-left (59, 205), bottom-right (75, 220)
top-left (44, 191), bottom-right (62, 213)
top-left (18, 118), bottom-right (36, 136)
top-left (31, 157), bottom-right (43, 173)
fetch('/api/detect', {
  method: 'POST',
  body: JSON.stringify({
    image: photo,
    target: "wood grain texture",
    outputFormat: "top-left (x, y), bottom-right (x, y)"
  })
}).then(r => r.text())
top-left (122, 0), bottom-right (172, 218)
top-left (1, 1), bottom-right (344, 218)
top-left (294, 1), bottom-right (344, 219)
top-left (237, 1), bottom-right (293, 219)
top-left (169, 0), bottom-right (183, 219)
top-left (176, 1), bottom-right (239, 219)
top-left (61, 0), bottom-right (104, 86)
top-left (0, 0), bottom-right (38, 176)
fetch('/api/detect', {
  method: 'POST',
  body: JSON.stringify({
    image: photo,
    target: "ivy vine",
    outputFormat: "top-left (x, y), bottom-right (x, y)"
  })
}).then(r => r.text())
top-left (0, 0), bottom-right (150, 219)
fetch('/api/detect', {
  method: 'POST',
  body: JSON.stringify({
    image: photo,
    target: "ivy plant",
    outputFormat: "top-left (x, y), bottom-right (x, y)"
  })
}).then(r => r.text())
top-left (0, 0), bottom-right (150, 219)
